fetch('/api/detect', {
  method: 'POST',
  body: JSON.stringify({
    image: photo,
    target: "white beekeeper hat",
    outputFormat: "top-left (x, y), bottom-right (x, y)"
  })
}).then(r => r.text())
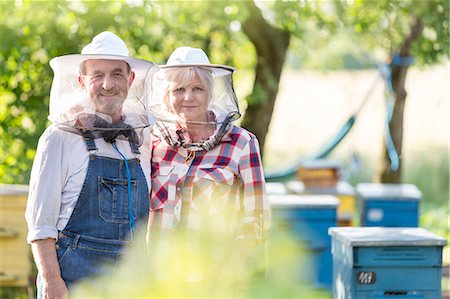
top-left (162, 46), bottom-right (236, 76)
top-left (145, 46), bottom-right (240, 151)
top-left (49, 31), bottom-right (154, 80)
top-left (48, 31), bottom-right (156, 138)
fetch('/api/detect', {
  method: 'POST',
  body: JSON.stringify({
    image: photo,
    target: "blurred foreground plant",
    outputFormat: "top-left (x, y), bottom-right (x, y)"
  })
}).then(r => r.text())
top-left (70, 224), bottom-right (330, 298)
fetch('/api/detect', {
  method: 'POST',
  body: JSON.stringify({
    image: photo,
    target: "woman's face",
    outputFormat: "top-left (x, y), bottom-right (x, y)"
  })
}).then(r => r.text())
top-left (167, 72), bottom-right (210, 122)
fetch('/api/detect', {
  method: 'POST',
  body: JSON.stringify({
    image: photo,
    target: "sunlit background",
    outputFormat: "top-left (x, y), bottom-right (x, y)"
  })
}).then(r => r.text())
top-left (0, 0), bottom-right (448, 298)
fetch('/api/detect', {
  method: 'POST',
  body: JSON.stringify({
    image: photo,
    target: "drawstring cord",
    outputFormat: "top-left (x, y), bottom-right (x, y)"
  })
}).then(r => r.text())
top-left (184, 150), bottom-right (196, 163)
top-left (112, 142), bottom-right (135, 238)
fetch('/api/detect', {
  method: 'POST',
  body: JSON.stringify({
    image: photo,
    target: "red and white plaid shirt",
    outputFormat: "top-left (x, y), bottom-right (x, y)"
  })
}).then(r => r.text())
top-left (149, 125), bottom-right (270, 242)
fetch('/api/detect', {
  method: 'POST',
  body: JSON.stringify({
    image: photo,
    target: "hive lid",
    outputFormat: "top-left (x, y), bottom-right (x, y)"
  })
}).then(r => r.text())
top-left (268, 194), bottom-right (339, 209)
top-left (287, 180), bottom-right (355, 195)
top-left (356, 183), bottom-right (422, 200)
top-left (300, 159), bottom-right (342, 170)
top-left (265, 182), bottom-right (288, 195)
top-left (329, 227), bottom-right (447, 247)
top-left (0, 184), bottom-right (29, 196)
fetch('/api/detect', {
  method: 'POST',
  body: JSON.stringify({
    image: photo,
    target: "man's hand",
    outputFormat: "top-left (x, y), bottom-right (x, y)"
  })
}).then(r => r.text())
top-left (41, 275), bottom-right (68, 299)
top-left (31, 238), bottom-right (68, 299)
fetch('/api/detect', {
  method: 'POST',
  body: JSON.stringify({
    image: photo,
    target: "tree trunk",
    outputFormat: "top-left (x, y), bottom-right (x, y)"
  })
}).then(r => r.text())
top-left (241, 1), bottom-right (290, 157)
top-left (375, 16), bottom-right (423, 183)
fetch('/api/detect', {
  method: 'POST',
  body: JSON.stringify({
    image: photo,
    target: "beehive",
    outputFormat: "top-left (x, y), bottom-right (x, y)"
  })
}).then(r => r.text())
top-left (287, 180), bottom-right (356, 226)
top-left (268, 194), bottom-right (339, 290)
top-left (329, 227), bottom-right (447, 299)
top-left (297, 160), bottom-right (341, 188)
top-left (357, 183), bottom-right (421, 227)
top-left (0, 184), bottom-right (31, 288)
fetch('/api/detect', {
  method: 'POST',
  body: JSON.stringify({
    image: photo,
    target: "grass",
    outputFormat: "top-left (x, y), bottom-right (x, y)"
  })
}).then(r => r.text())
top-left (0, 288), bottom-right (29, 299)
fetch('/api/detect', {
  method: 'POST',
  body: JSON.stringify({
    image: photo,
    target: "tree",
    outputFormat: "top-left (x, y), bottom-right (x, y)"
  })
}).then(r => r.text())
top-left (332, 0), bottom-right (449, 183)
top-left (239, 0), bottom-right (325, 156)
top-left (0, 0), bottom-right (244, 184)
top-left (1, 0), bottom-right (447, 185)
top-left (240, 0), bottom-right (448, 183)
top-left (0, 1), bottom-right (76, 184)
top-left (240, 1), bottom-right (290, 157)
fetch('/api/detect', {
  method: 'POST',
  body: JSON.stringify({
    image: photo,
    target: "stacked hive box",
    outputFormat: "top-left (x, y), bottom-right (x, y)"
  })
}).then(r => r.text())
top-left (297, 160), bottom-right (341, 188)
top-left (268, 194), bottom-right (339, 290)
top-left (329, 227), bottom-right (447, 299)
top-left (287, 180), bottom-right (356, 227)
top-left (356, 183), bottom-right (421, 227)
top-left (0, 184), bottom-right (32, 291)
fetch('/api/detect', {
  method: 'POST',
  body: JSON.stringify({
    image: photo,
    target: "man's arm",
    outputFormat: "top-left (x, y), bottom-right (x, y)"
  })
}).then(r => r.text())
top-left (26, 127), bottom-right (69, 298)
top-left (31, 238), bottom-right (68, 299)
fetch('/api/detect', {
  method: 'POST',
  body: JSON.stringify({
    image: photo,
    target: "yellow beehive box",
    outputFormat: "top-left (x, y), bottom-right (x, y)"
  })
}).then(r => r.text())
top-left (297, 160), bottom-right (341, 188)
top-left (286, 180), bottom-right (356, 226)
top-left (0, 184), bottom-right (31, 288)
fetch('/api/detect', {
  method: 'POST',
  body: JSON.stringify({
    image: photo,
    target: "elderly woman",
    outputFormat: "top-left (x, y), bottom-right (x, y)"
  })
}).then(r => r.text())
top-left (145, 46), bottom-right (270, 280)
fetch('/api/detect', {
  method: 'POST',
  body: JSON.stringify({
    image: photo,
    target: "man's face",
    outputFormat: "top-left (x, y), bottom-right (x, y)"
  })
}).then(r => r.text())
top-left (78, 59), bottom-right (134, 121)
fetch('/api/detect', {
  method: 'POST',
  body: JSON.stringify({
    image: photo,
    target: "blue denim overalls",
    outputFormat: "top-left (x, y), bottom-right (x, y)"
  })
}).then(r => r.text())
top-left (54, 133), bottom-right (149, 288)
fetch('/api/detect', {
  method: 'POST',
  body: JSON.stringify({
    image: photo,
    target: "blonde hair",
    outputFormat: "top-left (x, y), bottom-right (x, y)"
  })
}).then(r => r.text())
top-left (162, 67), bottom-right (213, 110)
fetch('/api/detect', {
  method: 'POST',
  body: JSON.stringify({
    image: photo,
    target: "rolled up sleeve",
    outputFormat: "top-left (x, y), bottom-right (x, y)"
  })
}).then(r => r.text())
top-left (25, 128), bottom-right (65, 243)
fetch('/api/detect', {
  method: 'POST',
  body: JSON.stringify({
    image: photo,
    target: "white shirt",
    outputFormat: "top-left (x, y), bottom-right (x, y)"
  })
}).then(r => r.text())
top-left (25, 124), bottom-right (152, 243)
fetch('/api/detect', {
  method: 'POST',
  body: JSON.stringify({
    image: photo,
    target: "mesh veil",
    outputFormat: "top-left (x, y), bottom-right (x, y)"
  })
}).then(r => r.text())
top-left (144, 65), bottom-right (240, 151)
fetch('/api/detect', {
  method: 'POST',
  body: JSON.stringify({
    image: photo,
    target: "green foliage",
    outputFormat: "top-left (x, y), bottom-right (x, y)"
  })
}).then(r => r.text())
top-left (0, 287), bottom-right (28, 299)
top-left (1, 0), bottom-right (448, 183)
top-left (69, 224), bottom-right (331, 298)
top-left (403, 145), bottom-right (449, 207)
top-left (344, 0), bottom-right (448, 63)
top-left (0, 0), bottom-right (247, 184)
top-left (421, 207), bottom-right (450, 245)
top-left (0, 1), bottom-right (71, 184)
top-left (286, 0), bottom-right (449, 70)
top-left (295, 30), bottom-right (376, 70)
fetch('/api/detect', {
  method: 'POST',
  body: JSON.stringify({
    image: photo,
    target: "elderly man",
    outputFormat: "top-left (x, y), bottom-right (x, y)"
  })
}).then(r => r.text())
top-left (25, 32), bottom-right (155, 298)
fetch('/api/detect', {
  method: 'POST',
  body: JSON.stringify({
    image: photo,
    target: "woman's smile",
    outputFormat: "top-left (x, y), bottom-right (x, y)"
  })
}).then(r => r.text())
top-left (168, 72), bottom-right (210, 122)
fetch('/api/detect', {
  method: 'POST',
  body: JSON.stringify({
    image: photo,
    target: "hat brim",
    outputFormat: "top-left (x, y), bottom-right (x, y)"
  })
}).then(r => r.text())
top-left (50, 54), bottom-right (155, 79)
top-left (160, 63), bottom-right (236, 76)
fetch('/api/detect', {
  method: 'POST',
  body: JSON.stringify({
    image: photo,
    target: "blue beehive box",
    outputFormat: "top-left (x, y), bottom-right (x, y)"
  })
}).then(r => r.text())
top-left (287, 180), bottom-right (356, 226)
top-left (329, 227), bottom-right (447, 299)
top-left (268, 194), bottom-right (339, 290)
top-left (356, 183), bottom-right (421, 227)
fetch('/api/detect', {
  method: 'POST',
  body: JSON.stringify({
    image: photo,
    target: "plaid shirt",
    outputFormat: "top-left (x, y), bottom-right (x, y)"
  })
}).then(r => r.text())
top-left (149, 125), bottom-right (270, 242)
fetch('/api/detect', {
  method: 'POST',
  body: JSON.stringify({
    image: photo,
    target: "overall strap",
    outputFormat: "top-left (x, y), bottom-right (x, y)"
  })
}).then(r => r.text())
top-left (80, 130), bottom-right (98, 152)
top-left (81, 128), bottom-right (140, 154)
top-left (129, 140), bottom-right (140, 155)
